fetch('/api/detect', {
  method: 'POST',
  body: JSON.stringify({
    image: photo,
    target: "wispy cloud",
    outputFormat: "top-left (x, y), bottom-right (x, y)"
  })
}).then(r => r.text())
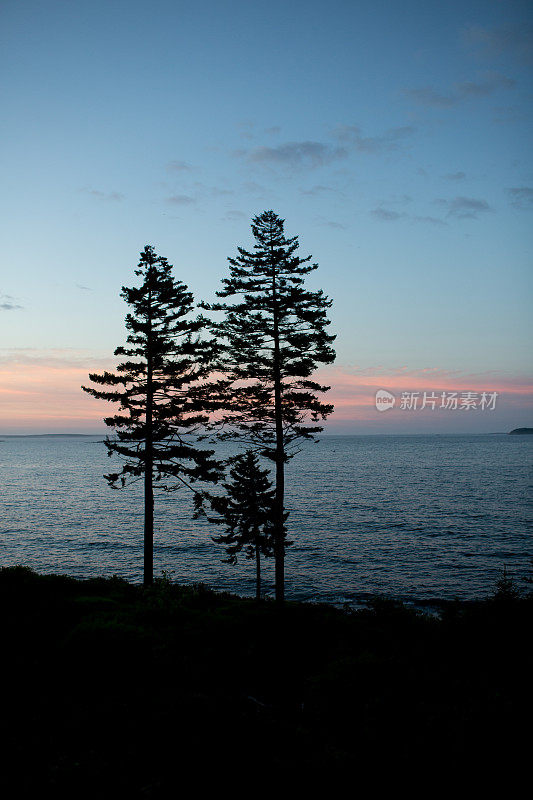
top-left (444, 171), bottom-right (466, 181)
top-left (165, 194), bottom-right (195, 205)
top-left (0, 294), bottom-right (23, 311)
top-left (239, 124), bottom-right (415, 171)
top-left (407, 87), bottom-right (455, 107)
top-left (222, 210), bottom-right (246, 221)
top-left (162, 182), bottom-right (235, 208)
top-left (323, 220), bottom-right (346, 230)
top-left (300, 185), bottom-right (339, 197)
top-left (0, 348), bottom-right (113, 368)
top-left (314, 364), bottom-right (533, 423)
top-left (507, 187), bottom-right (533, 208)
top-left (434, 196), bottom-right (491, 219)
top-left (372, 207), bottom-right (403, 221)
top-left (245, 140), bottom-right (348, 168)
top-left (493, 106), bottom-right (525, 125)
top-left (166, 160), bottom-right (192, 172)
top-left (205, 184), bottom-right (233, 197)
top-left (407, 72), bottom-right (515, 107)
top-left (237, 120), bottom-right (255, 140)
top-left (0, 349), bottom-right (117, 430)
top-left (374, 194), bottom-right (412, 208)
top-left (243, 181), bottom-right (267, 194)
top-left (334, 124), bottom-right (415, 153)
top-left (371, 208), bottom-right (446, 226)
top-left (3, 352), bottom-right (530, 432)
top-left (240, 123), bottom-right (281, 139)
top-left (462, 23), bottom-right (533, 63)
top-left (313, 216), bottom-right (347, 230)
top-left (411, 215), bottom-right (447, 226)
top-left (81, 188), bottom-right (124, 201)
top-left (458, 72), bottom-right (515, 97)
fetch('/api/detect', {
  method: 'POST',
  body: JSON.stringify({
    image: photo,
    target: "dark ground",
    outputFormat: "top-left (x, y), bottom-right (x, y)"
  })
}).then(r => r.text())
top-left (1, 566), bottom-right (531, 794)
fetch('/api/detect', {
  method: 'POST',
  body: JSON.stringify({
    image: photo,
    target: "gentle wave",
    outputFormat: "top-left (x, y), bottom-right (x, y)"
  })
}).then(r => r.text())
top-left (1, 433), bottom-right (532, 603)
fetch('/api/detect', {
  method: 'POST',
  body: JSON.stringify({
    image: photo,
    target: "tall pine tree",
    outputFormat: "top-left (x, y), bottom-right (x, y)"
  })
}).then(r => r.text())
top-left (202, 211), bottom-right (335, 603)
top-left (82, 245), bottom-right (221, 585)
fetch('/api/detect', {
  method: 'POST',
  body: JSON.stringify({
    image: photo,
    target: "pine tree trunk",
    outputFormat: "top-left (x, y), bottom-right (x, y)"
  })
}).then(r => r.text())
top-left (273, 418), bottom-right (285, 604)
top-left (271, 240), bottom-right (285, 605)
top-left (255, 541), bottom-right (261, 602)
top-left (144, 425), bottom-right (154, 586)
top-left (144, 281), bottom-right (154, 587)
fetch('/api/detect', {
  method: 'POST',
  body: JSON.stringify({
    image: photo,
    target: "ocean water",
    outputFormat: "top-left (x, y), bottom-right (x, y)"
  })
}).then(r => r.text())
top-left (1, 434), bottom-right (531, 605)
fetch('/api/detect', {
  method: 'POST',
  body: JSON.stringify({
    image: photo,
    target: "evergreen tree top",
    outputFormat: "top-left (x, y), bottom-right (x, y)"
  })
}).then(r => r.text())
top-left (209, 449), bottom-right (277, 563)
top-left (82, 244), bottom-right (222, 491)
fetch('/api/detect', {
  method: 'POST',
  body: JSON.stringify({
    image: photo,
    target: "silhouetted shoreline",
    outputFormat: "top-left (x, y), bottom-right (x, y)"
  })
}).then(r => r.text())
top-left (2, 566), bottom-right (530, 790)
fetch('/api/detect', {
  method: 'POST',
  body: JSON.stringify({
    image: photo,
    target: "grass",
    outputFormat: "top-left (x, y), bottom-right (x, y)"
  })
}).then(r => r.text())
top-left (1, 565), bottom-right (531, 794)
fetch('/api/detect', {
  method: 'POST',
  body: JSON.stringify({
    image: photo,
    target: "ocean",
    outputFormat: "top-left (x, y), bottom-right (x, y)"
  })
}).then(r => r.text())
top-left (1, 433), bottom-right (531, 605)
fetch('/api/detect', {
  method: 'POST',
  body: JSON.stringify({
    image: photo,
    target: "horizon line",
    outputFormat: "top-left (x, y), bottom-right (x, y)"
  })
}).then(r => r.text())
top-left (0, 430), bottom-right (522, 438)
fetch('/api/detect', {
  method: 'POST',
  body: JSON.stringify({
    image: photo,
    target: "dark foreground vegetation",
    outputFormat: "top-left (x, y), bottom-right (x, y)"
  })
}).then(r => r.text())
top-left (1, 566), bottom-right (531, 794)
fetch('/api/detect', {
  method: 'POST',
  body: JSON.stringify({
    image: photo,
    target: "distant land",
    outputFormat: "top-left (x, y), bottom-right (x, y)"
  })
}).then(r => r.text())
top-left (509, 427), bottom-right (533, 435)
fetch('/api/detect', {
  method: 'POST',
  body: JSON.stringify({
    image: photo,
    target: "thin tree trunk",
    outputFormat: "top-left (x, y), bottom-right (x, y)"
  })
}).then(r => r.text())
top-left (144, 388), bottom-right (154, 586)
top-left (273, 406), bottom-right (284, 604)
top-left (271, 235), bottom-right (285, 605)
top-left (255, 541), bottom-right (261, 602)
top-left (144, 274), bottom-right (154, 587)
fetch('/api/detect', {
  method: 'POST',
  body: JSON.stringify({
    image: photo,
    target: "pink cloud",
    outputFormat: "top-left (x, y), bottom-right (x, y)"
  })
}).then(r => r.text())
top-left (315, 365), bottom-right (533, 422)
top-left (0, 354), bottom-right (531, 432)
top-left (0, 352), bottom-right (114, 432)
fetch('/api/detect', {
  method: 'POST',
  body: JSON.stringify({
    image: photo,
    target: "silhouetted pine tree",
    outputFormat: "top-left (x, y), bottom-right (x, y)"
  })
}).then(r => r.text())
top-left (201, 211), bottom-right (335, 603)
top-left (209, 450), bottom-right (276, 601)
top-left (82, 245), bottom-right (221, 585)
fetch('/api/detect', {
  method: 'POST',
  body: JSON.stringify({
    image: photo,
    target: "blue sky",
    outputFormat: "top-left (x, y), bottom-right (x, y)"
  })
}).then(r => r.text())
top-left (1, 0), bottom-right (532, 432)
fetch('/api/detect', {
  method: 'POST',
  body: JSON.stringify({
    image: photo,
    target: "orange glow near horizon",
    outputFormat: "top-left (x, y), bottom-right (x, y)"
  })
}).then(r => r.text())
top-left (0, 360), bottom-right (532, 432)
top-left (0, 361), bottom-right (112, 431)
top-left (319, 366), bottom-right (533, 419)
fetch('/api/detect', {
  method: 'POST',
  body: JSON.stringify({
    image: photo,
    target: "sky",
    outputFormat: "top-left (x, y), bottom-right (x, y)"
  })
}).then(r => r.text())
top-left (1, 0), bottom-right (532, 433)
